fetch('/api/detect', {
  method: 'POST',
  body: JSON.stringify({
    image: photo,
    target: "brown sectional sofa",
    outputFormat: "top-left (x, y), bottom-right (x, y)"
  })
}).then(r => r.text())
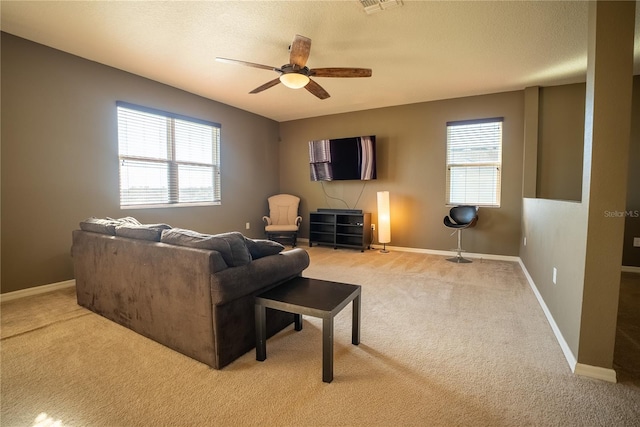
top-left (71, 220), bottom-right (310, 369)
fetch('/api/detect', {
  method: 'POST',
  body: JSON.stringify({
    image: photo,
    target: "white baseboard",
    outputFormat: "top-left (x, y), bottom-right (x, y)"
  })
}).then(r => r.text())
top-left (0, 280), bottom-right (76, 303)
top-left (518, 259), bottom-right (579, 373)
top-left (518, 260), bottom-right (619, 383)
top-left (305, 239), bottom-right (636, 268)
top-left (369, 244), bottom-right (520, 262)
top-left (309, 243), bottom-right (618, 382)
top-left (574, 363), bottom-right (617, 383)
top-left (304, 238), bottom-right (519, 262)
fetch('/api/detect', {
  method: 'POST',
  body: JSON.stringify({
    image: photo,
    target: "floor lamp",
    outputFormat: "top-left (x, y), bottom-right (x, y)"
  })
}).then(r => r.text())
top-left (377, 191), bottom-right (391, 253)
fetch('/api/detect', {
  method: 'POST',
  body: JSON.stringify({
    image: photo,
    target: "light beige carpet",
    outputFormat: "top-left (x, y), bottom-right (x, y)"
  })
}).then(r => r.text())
top-left (1, 246), bottom-right (639, 426)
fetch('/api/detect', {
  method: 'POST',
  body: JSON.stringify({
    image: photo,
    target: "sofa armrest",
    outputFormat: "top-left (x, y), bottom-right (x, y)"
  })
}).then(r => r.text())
top-left (210, 248), bottom-right (310, 305)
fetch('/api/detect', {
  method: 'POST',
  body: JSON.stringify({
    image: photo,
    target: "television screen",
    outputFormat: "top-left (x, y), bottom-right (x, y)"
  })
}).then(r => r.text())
top-left (309, 135), bottom-right (376, 181)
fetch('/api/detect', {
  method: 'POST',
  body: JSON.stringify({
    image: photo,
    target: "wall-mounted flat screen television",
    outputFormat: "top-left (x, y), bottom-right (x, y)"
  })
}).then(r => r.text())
top-left (309, 135), bottom-right (376, 181)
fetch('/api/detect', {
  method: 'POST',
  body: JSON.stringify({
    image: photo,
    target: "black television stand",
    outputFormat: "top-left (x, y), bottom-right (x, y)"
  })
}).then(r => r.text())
top-left (309, 210), bottom-right (371, 252)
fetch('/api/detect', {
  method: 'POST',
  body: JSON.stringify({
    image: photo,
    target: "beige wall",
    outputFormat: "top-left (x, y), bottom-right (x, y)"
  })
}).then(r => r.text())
top-left (3, 13), bottom-right (637, 304)
top-left (1, 33), bottom-right (281, 293)
top-left (520, 199), bottom-right (586, 355)
top-left (537, 83), bottom-right (585, 202)
top-left (521, 87), bottom-right (587, 357)
top-left (279, 92), bottom-right (524, 255)
top-left (579, 0), bottom-right (635, 370)
top-left (535, 78), bottom-right (640, 267)
top-left (623, 76), bottom-right (640, 267)
top-left (521, 1), bottom-right (635, 373)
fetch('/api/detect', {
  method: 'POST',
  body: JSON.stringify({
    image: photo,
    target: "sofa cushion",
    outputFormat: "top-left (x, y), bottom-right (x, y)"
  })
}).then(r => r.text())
top-left (244, 237), bottom-right (285, 259)
top-left (109, 216), bottom-right (141, 226)
top-left (161, 229), bottom-right (251, 267)
top-left (79, 218), bottom-right (120, 235)
top-left (115, 223), bottom-right (172, 242)
top-left (80, 217), bottom-right (142, 235)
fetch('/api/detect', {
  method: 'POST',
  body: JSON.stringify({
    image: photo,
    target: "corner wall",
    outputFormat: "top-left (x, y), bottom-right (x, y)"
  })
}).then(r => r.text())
top-left (536, 83), bottom-right (585, 202)
top-left (534, 78), bottom-right (640, 268)
top-left (623, 77), bottom-right (640, 268)
top-left (579, 0), bottom-right (634, 370)
top-left (520, 1), bottom-right (635, 378)
top-left (1, 33), bottom-right (281, 293)
top-left (279, 91), bottom-right (524, 256)
top-left (520, 199), bottom-right (586, 361)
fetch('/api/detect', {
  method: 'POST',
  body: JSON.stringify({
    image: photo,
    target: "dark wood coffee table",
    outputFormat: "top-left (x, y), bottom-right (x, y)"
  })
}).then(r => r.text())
top-left (255, 276), bottom-right (361, 383)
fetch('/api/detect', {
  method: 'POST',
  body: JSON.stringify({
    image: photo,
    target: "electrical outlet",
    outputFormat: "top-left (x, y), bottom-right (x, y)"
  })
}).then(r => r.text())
top-left (245, 222), bottom-right (250, 230)
top-left (634, 237), bottom-right (640, 247)
top-left (371, 224), bottom-right (376, 231)
top-left (552, 267), bottom-right (557, 285)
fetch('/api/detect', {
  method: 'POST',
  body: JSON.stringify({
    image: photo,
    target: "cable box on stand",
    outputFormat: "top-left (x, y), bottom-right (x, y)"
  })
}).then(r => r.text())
top-left (309, 210), bottom-right (371, 252)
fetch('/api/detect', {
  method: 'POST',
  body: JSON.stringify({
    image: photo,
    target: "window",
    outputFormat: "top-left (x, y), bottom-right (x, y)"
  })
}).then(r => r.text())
top-left (446, 117), bottom-right (503, 207)
top-left (117, 102), bottom-right (221, 208)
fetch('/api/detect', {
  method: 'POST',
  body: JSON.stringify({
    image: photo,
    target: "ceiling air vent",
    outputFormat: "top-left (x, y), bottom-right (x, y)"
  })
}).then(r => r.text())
top-left (360, 0), bottom-right (403, 14)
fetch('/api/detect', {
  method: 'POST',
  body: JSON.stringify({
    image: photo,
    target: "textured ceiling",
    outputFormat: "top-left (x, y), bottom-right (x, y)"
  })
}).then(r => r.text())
top-left (2, 1), bottom-right (639, 122)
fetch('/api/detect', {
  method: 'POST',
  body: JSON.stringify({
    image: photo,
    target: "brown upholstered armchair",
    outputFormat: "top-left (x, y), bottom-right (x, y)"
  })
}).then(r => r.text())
top-left (262, 194), bottom-right (302, 247)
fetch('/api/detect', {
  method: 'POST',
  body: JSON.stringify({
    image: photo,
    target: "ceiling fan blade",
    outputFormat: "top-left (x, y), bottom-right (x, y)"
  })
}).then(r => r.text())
top-left (310, 68), bottom-right (372, 78)
top-left (216, 57), bottom-right (279, 72)
top-left (304, 79), bottom-right (330, 100)
top-left (249, 78), bottom-right (281, 94)
top-left (289, 35), bottom-right (311, 68)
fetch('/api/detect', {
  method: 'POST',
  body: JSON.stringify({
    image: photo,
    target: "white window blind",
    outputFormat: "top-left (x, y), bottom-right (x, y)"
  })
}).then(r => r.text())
top-left (117, 102), bottom-right (221, 208)
top-left (446, 118), bottom-right (503, 207)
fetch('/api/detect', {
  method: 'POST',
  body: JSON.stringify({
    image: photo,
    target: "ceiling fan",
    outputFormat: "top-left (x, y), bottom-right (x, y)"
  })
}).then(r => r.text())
top-left (215, 34), bottom-right (372, 100)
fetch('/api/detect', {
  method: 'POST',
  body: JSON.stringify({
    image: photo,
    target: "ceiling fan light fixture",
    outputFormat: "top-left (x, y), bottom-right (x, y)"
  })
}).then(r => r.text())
top-left (218, 35), bottom-right (369, 99)
top-left (279, 73), bottom-right (310, 89)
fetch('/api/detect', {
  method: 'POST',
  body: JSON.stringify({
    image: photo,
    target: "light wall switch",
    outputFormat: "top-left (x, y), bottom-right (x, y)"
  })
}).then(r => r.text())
top-left (634, 237), bottom-right (640, 247)
top-left (524, 237), bottom-right (527, 246)
top-left (552, 267), bottom-right (557, 285)
top-left (245, 222), bottom-right (250, 230)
